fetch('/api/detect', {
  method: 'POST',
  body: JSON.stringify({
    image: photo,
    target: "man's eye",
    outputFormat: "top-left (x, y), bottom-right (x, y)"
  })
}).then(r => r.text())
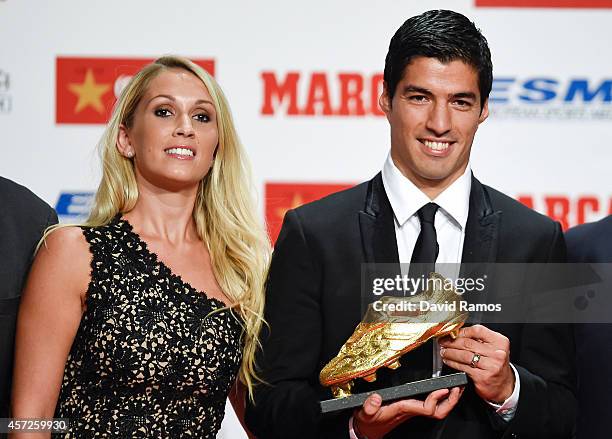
top-left (154, 108), bottom-right (172, 117)
top-left (454, 100), bottom-right (471, 108)
top-left (194, 113), bottom-right (210, 123)
top-left (409, 95), bottom-right (428, 102)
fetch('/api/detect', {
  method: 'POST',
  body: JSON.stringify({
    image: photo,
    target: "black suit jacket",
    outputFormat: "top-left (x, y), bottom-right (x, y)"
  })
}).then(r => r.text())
top-left (0, 177), bottom-right (58, 417)
top-left (566, 216), bottom-right (612, 439)
top-left (246, 174), bottom-right (576, 439)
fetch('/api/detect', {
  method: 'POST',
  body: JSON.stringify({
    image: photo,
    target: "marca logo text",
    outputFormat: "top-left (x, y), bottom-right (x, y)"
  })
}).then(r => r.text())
top-left (261, 71), bottom-right (383, 116)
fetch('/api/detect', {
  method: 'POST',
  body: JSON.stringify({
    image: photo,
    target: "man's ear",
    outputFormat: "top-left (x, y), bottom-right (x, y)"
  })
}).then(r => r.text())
top-left (478, 98), bottom-right (489, 124)
top-left (379, 82), bottom-right (392, 117)
top-left (116, 124), bottom-right (133, 158)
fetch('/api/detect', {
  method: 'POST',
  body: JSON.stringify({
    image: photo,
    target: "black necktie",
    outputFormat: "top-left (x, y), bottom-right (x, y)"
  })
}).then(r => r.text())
top-left (409, 202), bottom-right (439, 284)
top-left (394, 203), bottom-right (440, 384)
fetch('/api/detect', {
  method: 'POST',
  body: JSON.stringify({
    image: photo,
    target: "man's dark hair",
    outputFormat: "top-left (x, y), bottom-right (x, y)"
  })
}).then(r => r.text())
top-left (384, 9), bottom-right (493, 109)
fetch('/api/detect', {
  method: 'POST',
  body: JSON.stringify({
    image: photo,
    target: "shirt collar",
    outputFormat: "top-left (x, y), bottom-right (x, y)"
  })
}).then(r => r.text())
top-left (381, 152), bottom-right (471, 230)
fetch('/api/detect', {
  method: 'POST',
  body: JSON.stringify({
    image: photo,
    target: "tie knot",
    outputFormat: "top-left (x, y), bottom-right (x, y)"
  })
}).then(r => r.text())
top-left (417, 203), bottom-right (439, 224)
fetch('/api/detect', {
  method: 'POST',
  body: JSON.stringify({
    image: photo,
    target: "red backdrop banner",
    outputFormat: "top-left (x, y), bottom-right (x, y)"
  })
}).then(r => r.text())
top-left (265, 182), bottom-right (354, 244)
top-left (56, 57), bottom-right (215, 124)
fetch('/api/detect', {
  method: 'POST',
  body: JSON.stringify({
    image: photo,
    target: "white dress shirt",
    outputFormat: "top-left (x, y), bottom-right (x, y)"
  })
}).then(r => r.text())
top-left (381, 153), bottom-right (520, 420)
top-left (382, 151), bottom-right (470, 270)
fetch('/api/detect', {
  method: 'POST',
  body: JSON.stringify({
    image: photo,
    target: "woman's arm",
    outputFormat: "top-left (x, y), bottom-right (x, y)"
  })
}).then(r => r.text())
top-left (10, 227), bottom-right (90, 438)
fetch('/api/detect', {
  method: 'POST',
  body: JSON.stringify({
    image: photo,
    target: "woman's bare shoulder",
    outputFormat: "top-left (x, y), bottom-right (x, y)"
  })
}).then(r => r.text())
top-left (30, 226), bottom-right (92, 293)
top-left (38, 225), bottom-right (90, 258)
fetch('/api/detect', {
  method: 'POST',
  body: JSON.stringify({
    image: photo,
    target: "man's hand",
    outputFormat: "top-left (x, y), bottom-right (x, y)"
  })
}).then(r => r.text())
top-left (353, 387), bottom-right (464, 439)
top-left (439, 324), bottom-right (515, 403)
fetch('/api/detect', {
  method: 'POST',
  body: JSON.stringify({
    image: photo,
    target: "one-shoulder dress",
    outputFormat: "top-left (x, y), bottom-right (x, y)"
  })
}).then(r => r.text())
top-left (55, 216), bottom-right (243, 438)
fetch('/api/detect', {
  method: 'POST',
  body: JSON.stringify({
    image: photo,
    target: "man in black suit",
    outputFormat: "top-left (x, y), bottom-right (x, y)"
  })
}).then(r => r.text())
top-left (566, 215), bottom-right (612, 439)
top-left (0, 176), bottom-right (58, 418)
top-left (246, 10), bottom-right (575, 439)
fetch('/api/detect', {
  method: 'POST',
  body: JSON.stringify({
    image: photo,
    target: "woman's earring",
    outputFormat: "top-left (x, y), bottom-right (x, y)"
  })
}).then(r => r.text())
top-left (126, 151), bottom-right (134, 158)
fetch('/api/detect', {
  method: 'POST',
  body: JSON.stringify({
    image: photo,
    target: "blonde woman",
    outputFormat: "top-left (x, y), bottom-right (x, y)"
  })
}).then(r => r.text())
top-left (11, 56), bottom-right (269, 438)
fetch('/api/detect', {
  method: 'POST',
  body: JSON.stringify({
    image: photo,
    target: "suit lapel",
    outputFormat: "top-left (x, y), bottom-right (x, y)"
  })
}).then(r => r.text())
top-left (440, 176), bottom-right (502, 377)
top-left (460, 175), bottom-right (501, 323)
top-left (461, 175), bottom-right (500, 264)
top-left (358, 173), bottom-right (399, 264)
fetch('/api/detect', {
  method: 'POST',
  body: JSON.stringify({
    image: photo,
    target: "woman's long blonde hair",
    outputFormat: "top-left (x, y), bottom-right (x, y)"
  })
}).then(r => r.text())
top-left (85, 56), bottom-right (270, 400)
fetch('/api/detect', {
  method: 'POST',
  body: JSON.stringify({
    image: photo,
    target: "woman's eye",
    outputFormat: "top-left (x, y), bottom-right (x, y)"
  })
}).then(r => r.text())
top-left (154, 108), bottom-right (172, 117)
top-left (194, 113), bottom-right (210, 123)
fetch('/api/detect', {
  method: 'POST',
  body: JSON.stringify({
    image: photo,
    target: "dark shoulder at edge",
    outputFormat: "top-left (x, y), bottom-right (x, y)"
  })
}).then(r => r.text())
top-left (566, 214), bottom-right (612, 240)
top-left (0, 176), bottom-right (55, 214)
top-left (483, 182), bottom-right (560, 230)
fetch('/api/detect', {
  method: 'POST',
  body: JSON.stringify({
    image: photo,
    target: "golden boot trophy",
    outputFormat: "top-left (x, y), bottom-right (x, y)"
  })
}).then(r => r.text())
top-left (320, 272), bottom-right (468, 398)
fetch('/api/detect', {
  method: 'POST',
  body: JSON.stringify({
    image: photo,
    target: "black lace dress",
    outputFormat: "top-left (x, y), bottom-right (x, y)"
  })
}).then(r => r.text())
top-left (55, 217), bottom-right (243, 438)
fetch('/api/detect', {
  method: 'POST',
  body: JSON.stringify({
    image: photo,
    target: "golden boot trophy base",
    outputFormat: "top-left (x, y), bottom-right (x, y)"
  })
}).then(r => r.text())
top-left (319, 372), bottom-right (468, 414)
top-left (320, 272), bottom-right (469, 399)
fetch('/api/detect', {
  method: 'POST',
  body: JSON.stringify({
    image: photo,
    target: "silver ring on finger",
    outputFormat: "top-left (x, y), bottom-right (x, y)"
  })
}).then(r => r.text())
top-left (470, 353), bottom-right (481, 368)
